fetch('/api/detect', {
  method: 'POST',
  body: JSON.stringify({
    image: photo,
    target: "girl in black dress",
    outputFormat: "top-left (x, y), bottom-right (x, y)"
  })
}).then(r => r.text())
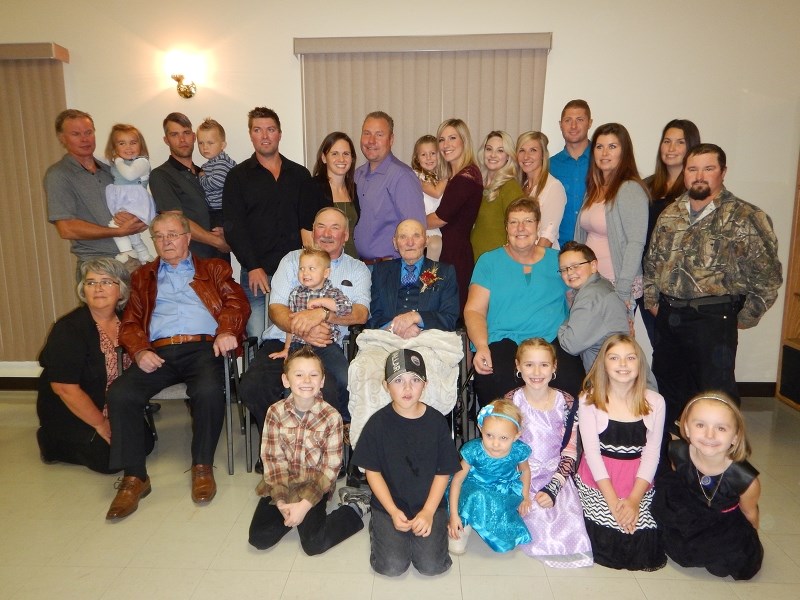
top-left (653, 392), bottom-right (763, 580)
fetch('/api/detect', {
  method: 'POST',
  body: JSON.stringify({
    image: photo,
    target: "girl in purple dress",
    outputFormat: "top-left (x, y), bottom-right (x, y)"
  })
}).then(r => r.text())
top-left (507, 338), bottom-right (593, 567)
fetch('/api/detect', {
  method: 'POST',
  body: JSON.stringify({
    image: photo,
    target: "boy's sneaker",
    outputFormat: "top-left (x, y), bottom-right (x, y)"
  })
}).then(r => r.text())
top-left (338, 486), bottom-right (372, 516)
top-left (448, 525), bottom-right (471, 555)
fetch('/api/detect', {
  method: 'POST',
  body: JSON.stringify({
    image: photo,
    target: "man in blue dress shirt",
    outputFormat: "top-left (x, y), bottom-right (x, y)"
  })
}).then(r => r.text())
top-left (549, 99), bottom-right (593, 245)
top-left (105, 213), bottom-right (249, 520)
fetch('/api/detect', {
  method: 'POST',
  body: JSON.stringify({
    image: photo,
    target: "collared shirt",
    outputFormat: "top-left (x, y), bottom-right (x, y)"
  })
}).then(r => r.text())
top-left (264, 249), bottom-right (371, 344)
top-left (381, 256), bottom-right (426, 330)
top-left (288, 279), bottom-right (353, 344)
top-left (44, 154), bottom-right (118, 259)
top-left (222, 153), bottom-right (322, 274)
top-left (550, 144), bottom-right (591, 244)
top-left (643, 187), bottom-right (782, 328)
top-left (149, 254), bottom-right (219, 339)
top-left (149, 156), bottom-right (222, 259)
top-left (260, 394), bottom-right (343, 505)
top-left (398, 256), bottom-right (425, 284)
top-left (353, 153), bottom-right (426, 259)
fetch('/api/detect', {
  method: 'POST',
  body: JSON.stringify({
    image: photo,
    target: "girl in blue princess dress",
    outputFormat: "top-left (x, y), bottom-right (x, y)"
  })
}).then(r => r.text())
top-left (447, 399), bottom-right (532, 554)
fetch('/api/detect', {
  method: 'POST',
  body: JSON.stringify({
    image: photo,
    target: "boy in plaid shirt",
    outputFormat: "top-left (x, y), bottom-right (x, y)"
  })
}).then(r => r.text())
top-left (248, 346), bottom-right (369, 554)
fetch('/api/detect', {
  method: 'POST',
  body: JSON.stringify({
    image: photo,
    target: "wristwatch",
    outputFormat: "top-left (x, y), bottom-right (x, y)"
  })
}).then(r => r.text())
top-left (320, 306), bottom-right (331, 321)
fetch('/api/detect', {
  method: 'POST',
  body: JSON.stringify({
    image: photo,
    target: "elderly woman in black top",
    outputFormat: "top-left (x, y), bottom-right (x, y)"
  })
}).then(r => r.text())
top-left (37, 258), bottom-right (152, 473)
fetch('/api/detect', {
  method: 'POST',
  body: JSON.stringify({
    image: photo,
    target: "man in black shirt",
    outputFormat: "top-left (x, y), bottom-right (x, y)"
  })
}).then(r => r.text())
top-left (223, 107), bottom-right (328, 338)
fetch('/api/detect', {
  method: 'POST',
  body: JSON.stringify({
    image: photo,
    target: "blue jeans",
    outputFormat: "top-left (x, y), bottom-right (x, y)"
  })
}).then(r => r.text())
top-left (240, 269), bottom-right (269, 340)
top-left (369, 506), bottom-right (452, 577)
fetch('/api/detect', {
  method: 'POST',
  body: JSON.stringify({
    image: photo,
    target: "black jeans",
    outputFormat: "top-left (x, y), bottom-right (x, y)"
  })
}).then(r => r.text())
top-left (472, 337), bottom-right (585, 406)
top-left (652, 298), bottom-right (740, 429)
top-left (108, 341), bottom-right (224, 471)
top-left (249, 495), bottom-right (364, 555)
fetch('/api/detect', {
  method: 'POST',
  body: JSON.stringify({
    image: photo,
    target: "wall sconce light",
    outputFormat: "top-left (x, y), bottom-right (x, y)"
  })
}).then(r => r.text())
top-left (171, 74), bottom-right (196, 99)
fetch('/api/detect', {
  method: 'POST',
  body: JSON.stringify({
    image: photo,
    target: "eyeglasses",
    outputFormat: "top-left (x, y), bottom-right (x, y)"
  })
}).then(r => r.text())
top-left (557, 261), bottom-right (591, 274)
top-left (507, 218), bottom-right (537, 227)
top-left (151, 232), bottom-right (188, 243)
top-left (84, 279), bottom-right (120, 288)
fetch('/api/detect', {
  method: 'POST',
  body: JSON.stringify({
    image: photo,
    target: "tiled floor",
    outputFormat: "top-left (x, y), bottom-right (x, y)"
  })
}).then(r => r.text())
top-left (2, 391), bottom-right (799, 599)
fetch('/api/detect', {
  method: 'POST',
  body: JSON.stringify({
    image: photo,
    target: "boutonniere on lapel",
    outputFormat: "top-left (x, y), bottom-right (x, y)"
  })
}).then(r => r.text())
top-left (419, 266), bottom-right (442, 293)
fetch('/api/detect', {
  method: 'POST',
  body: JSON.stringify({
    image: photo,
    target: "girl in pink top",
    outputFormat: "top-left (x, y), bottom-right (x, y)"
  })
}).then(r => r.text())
top-left (574, 333), bottom-right (666, 571)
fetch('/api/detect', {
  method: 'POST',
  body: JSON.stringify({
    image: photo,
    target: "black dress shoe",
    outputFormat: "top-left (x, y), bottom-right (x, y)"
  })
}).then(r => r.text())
top-left (148, 402), bottom-right (161, 414)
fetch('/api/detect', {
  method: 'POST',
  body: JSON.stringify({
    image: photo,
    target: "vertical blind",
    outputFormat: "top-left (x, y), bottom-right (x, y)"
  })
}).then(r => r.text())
top-left (0, 44), bottom-right (72, 361)
top-left (296, 34), bottom-right (551, 168)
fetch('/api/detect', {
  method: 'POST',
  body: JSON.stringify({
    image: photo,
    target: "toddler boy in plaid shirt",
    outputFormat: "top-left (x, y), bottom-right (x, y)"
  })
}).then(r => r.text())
top-left (269, 247), bottom-right (353, 417)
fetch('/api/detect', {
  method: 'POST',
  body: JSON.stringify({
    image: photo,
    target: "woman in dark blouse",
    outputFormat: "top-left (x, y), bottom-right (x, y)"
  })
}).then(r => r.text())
top-left (427, 118), bottom-right (483, 314)
top-left (311, 131), bottom-right (360, 258)
top-left (638, 119), bottom-right (701, 341)
top-left (37, 258), bottom-right (152, 473)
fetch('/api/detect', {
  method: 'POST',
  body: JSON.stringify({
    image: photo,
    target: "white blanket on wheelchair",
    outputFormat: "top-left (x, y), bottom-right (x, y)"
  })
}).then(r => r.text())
top-left (347, 328), bottom-right (464, 448)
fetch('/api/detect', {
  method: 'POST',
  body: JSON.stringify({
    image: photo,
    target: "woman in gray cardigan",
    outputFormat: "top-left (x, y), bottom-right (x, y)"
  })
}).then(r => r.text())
top-left (574, 123), bottom-right (649, 310)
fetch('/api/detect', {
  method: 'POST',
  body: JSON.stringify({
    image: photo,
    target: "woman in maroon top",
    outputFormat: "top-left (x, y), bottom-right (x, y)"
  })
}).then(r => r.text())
top-left (427, 118), bottom-right (483, 314)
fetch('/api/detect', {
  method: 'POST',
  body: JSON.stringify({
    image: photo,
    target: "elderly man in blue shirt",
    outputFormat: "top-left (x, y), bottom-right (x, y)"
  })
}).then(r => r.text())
top-left (105, 212), bottom-right (249, 521)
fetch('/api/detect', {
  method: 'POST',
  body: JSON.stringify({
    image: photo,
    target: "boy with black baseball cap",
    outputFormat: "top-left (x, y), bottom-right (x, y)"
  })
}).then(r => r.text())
top-left (350, 349), bottom-right (461, 576)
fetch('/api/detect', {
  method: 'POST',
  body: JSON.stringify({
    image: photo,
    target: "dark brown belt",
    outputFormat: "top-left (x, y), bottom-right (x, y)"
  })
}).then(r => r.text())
top-left (361, 256), bottom-right (393, 266)
top-left (152, 334), bottom-right (215, 348)
top-left (660, 294), bottom-right (739, 309)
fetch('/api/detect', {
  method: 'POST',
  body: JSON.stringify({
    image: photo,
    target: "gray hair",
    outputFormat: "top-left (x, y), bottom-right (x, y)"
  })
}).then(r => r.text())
top-left (149, 212), bottom-right (190, 236)
top-left (77, 258), bottom-right (131, 310)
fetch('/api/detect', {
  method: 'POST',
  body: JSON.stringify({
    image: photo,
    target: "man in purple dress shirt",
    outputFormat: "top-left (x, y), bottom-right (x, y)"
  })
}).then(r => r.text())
top-left (353, 111), bottom-right (425, 264)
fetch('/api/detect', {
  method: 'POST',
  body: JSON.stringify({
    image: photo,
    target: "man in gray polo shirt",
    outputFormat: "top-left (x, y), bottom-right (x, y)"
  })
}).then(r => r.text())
top-left (45, 109), bottom-right (148, 273)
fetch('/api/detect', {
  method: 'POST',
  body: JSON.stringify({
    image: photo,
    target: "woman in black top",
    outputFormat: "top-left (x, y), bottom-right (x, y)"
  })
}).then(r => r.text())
top-left (37, 258), bottom-right (152, 473)
top-left (638, 119), bottom-right (701, 341)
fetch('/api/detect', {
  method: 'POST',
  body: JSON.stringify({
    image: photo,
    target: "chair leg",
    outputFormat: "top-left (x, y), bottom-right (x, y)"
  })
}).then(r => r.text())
top-left (244, 410), bottom-right (253, 473)
top-left (224, 352), bottom-right (234, 475)
top-left (144, 403), bottom-right (158, 442)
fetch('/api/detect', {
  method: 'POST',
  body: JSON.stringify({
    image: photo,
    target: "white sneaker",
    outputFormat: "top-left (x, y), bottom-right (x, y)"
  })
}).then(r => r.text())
top-left (448, 525), bottom-right (471, 555)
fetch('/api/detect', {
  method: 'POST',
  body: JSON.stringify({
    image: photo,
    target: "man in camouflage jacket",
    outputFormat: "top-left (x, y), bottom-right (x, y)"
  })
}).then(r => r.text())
top-left (643, 143), bottom-right (782, 427)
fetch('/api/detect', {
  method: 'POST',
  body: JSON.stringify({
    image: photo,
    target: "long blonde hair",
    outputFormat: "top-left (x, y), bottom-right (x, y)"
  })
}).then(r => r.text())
top-left (478, 130), bottom-right (518, 202)
top-left (516, 131), bottom-right (551, 201)
top-left (582, 334), bottom-right (651, 417)
top-left (437, 118), bottom-right (476, 179)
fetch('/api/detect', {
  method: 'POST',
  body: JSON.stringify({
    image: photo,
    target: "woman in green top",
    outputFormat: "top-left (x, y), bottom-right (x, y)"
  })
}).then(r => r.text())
top-left (471, 131), bottom-right (524, 262)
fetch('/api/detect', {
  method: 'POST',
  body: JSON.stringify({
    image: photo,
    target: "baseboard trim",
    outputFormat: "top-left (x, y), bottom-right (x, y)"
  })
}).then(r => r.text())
top-left (0, 378), bottom-right (38, 391)
top-left (738, 382), bottom-right (776, 398)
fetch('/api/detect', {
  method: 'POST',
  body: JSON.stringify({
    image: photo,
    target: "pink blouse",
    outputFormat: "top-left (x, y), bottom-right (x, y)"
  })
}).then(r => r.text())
top-left (578, 202), bottom-right (614, 282)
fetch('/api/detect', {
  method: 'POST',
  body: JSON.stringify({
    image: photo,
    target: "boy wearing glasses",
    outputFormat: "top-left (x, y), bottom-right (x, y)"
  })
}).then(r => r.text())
top-left (556, 241), bottom-right (630, 371)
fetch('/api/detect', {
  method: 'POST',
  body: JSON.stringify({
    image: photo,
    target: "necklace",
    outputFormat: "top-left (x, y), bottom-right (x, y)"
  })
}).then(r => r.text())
top-left (695, 466), bottom-right (724, 507)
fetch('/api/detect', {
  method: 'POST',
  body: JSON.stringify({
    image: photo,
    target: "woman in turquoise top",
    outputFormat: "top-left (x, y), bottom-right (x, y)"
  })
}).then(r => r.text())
top-left (465, 198), bottom-right (585, 404)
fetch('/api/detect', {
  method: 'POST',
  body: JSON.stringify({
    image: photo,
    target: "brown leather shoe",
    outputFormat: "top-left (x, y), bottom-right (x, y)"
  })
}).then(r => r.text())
top-left (106, 476), bottom-right (151, 520)
top-left (191, 464), bottom-right (216, 503)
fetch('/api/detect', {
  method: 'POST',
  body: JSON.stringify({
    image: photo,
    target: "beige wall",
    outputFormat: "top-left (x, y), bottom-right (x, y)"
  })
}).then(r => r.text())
top-left (1, 0), bottom-right (798, 380)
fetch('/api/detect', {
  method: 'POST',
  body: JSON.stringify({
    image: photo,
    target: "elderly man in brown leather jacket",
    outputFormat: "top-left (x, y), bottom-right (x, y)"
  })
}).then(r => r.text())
top-left (105, 212), bottom-right (249, 521)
